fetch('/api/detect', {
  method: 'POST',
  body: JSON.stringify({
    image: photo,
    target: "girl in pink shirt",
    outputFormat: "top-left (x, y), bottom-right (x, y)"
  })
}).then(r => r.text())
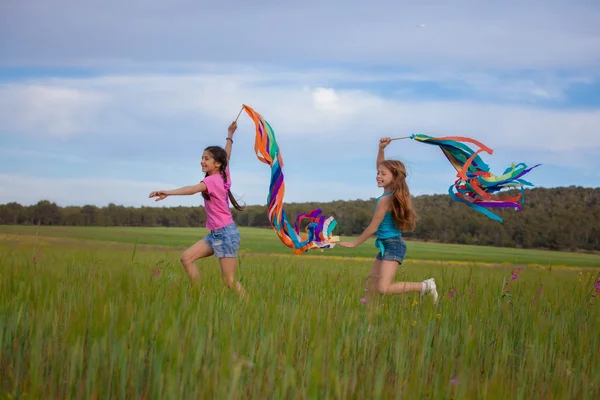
top-left (149, 121), bottom-right (248, 301)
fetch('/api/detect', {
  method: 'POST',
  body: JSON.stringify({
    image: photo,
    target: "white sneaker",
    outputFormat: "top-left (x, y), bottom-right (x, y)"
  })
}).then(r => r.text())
top-left (421, 278), bottom-right (439, 304)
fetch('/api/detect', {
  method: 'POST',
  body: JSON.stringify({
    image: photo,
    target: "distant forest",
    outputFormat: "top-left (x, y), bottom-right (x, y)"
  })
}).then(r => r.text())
top-left (1, 186), bottom-right (599, 252)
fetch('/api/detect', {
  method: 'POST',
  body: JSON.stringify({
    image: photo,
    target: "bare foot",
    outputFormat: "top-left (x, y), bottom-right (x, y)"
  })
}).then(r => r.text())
top-left (236, 282), bottom-right (249, 304)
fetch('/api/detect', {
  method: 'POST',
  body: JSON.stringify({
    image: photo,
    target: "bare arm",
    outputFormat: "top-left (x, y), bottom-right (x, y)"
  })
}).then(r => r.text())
top-left (165, 182), bottom-right (207, 196)
top-left (149, 182), bottom-right (207, 202)
top-left (225, 139), bottom-right (233, 161)
top-left (225, 121), bottom-right (237, 161)
top-left (337, 196), bottom-right (390, 248)
top-left (377, 137), bottom-right (391, 168)
top-left (376, 148), bottom-right (385, 168)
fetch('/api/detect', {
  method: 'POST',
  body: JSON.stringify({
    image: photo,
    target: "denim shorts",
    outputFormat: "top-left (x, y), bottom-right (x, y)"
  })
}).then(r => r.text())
top-left (202, 223), bottom-right (240, 258)
top-left (375, 235), bottom-right (407, 263)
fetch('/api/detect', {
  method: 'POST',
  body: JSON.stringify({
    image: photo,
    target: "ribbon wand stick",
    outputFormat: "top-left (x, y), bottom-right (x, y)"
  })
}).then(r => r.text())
top-left (234, 105), bottom-right (245, 122)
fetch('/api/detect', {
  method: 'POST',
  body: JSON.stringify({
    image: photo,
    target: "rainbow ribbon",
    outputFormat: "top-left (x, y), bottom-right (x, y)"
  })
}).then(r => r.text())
top-left (242, 105), bottom-right (339, 254)
top-left (410, 134), bottom-right (540, 222)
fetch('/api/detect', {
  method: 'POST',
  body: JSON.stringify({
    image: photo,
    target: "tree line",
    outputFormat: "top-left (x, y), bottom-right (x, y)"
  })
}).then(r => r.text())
top-left (1, 186), bottom-right (599, 252)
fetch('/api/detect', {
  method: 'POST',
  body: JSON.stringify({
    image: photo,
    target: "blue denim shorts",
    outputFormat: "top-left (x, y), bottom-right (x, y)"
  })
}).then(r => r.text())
top-left (375, 235), bottom-right (407, 263)
top-left (202, 223), bottom-right (240, 258)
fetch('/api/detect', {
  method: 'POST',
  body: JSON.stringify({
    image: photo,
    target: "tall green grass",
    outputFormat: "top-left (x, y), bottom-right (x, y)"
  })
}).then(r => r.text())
top-left (1, 239), bottom-right (599, 398)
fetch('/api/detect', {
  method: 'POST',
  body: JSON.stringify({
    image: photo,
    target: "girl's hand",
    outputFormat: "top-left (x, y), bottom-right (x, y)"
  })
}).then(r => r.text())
top-left (149, 191), bottom-right (169, 202)
top-left (337, 241), bottom-right (358, 248)
top-left (228, 121), bottom-right (237, 136)
top-left (379, 137), bottom-right (391, 149)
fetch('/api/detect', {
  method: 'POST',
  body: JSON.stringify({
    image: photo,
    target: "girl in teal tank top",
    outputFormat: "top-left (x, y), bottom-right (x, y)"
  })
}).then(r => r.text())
top-left (375, 192), bottom-right (402, 240)
top-left (337, 137), bottom-right (439, 304)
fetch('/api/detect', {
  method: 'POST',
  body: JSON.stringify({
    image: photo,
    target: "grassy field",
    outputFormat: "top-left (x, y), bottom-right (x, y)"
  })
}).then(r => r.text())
top-left (1, 225), bottom-right (600, 268)
top-left (1, 226), bottom-right (600, 398)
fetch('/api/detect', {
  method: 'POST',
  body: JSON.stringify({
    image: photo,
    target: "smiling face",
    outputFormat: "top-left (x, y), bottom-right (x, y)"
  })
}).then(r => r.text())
top-left (377, 164), bottom-right (394, 189)
top-left (200, 150), bottom-right (221, 174)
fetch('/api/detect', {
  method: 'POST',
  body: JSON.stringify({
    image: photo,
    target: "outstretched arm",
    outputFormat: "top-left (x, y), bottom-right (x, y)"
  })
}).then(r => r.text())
top-left (225, 121), bottom-right (237, 161)
top-left (377, 137), bottom-right (391, 168)
top-left (149, 182), bottom-right (207, 202)
top-left (337, 196), bottom-right (390, 248)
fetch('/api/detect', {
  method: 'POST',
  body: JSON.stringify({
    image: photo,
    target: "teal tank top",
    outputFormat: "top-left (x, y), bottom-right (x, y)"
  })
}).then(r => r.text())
top-left (375, 192), bottom-right (402, 239)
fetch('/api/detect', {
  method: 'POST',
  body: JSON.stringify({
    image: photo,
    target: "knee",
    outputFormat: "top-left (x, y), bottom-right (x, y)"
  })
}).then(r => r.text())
top-left (376, 282), bottom-right (390, 295)
top-left (180, 252), bottom-right (193, 265)
top-left (365, 275), bottom-right (378, 290)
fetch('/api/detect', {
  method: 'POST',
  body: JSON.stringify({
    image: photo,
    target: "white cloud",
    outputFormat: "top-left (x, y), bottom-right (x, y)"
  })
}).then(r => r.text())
top-left (0, 84), bottom-right (108, 139)
top-left (1, 71), bottom-right (598, 154)
top-left (0, 68), bottom-right (598, 208)
top-left (313, 88), bottom-right (341, 112)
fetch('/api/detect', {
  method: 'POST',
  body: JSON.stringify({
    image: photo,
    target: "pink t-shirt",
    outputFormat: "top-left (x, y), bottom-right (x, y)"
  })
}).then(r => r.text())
top-left (201, 168), bottom-right (234, 231)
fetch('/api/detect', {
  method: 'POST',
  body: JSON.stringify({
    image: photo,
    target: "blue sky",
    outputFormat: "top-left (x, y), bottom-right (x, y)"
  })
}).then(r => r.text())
top-left (1, 0), bottom-right (599, 208)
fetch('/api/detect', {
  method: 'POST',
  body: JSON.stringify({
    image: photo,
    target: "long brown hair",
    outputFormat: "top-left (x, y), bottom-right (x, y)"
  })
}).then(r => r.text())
top-left (201, 146), bottom-right (246, 211)
top-left (379, 160), bottom-right (418, 232)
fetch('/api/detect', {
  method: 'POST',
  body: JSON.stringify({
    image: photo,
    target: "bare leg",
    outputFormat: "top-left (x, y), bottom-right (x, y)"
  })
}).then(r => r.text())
top-left (376, 260), bottom-right (424, 294)
top-left (365, 258), bottom-right (382, 300)
top-left (219, 257), bottom-right (249, 303)
top-left (180, 240), bottom-right (213, 286)
top-left (364, 259), bottom-right (382, 320)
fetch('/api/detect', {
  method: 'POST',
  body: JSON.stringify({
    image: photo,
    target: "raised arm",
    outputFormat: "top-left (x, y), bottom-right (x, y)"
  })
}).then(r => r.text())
top-left (225, 121), bottom-right (237, 161)
top-left (377, 137), bottom-right (391, 168)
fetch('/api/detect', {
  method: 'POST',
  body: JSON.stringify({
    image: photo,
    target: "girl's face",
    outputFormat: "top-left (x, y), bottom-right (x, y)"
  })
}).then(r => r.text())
top-left (376, 165), bottom-right (394, 188)
top-left (201, 151), bottom-right (221, 174)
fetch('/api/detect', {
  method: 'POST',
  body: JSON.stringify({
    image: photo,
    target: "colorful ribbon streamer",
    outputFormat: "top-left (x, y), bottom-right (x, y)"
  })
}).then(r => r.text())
top-left (410, 134), bottom-right (540, 222)
top-left (241, 105), bottom-right (339, 254)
